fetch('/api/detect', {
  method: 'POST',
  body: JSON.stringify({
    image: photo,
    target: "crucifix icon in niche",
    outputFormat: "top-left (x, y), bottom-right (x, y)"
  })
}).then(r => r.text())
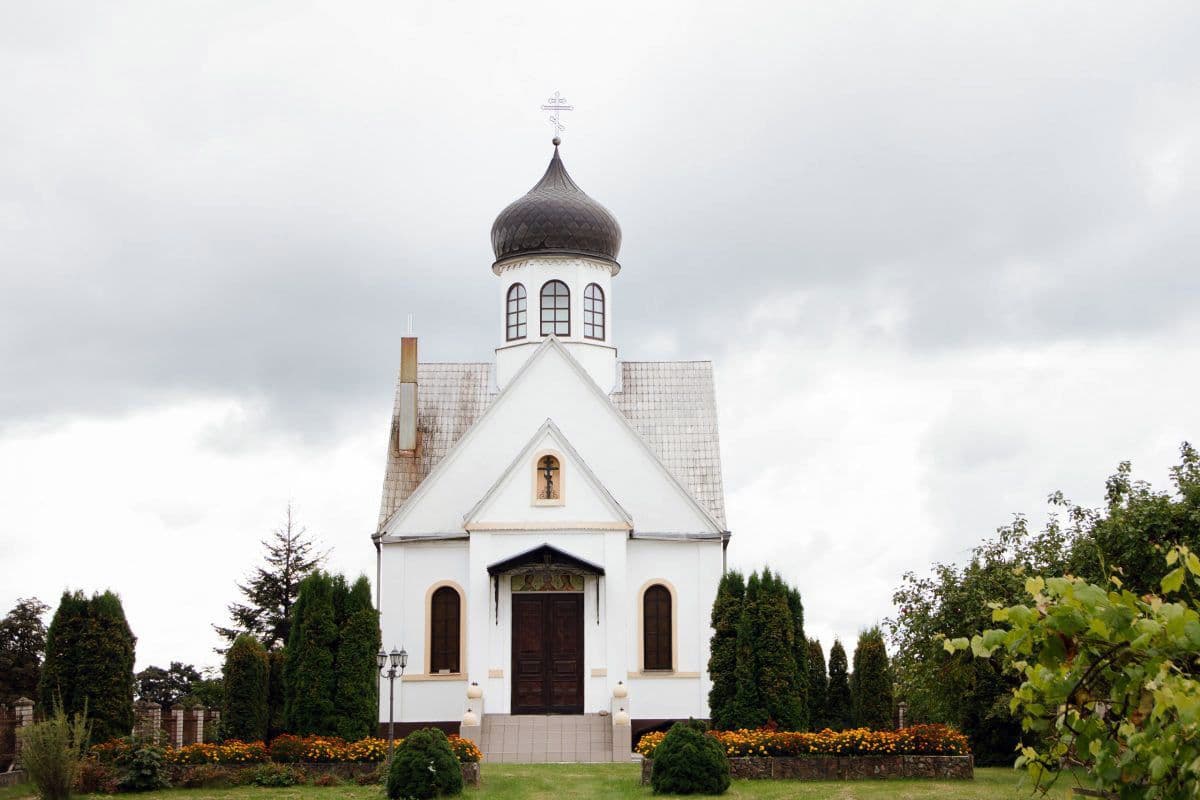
top-left (537, 455), bottom-right (561, 501)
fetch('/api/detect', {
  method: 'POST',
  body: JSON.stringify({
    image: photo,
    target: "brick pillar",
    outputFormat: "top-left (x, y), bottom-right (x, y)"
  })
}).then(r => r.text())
top-left (13, 697), bottom-right (34, 765)
top-left (169, 706), bottom-right (184, 747)
top-left (134, 700), bottom-right (162, 739)
top-left (206, 709), bottom-right (221, 742)
top-left (193, 708), bottom-right (205, 743)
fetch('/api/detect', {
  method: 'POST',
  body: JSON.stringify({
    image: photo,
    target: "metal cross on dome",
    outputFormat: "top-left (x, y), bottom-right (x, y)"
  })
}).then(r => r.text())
top-left (540, 91), bottom-right (574, 140)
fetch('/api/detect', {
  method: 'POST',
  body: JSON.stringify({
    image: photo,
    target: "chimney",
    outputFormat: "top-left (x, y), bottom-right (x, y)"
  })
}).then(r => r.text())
top-left (397, 337), bottom-right (418, 452)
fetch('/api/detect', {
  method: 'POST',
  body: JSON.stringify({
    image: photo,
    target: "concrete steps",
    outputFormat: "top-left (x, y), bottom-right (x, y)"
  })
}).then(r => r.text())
top-left (479, 713), bottom-right (613, 763)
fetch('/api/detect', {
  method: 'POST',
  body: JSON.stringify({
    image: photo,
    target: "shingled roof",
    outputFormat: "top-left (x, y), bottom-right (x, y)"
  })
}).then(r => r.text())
top-left (376, 361), bottom-right (727, 531)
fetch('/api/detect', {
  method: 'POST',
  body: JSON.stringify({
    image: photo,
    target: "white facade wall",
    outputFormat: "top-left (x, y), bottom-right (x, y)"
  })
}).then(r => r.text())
top-left (379, 532), bottom-right (722, 723)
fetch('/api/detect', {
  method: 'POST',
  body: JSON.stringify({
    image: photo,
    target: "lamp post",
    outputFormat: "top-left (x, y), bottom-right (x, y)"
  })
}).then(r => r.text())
top-left (377, 646), bottom-right (408, 765)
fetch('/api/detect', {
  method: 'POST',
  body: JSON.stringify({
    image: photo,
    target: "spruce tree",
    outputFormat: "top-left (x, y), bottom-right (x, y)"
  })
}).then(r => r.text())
top-left (785, 585), bottom-right (810, 730)
top-left (752, 570), bottom-right (804, 730)
top-left (38, 590), bottom-right (136, 742)
top-left (222, 635), bottom-right (269, 741)
top-left (706, 571), bottom-right (744, 730)
top-left (806, 638), bottom-right (828, 730)
top-left (825, 638), bottom-right (853, 730)
top-left (334, 575), bottom-right (381, 740)
top-left (215, 503), bottom-right (325, 651)
top-left (284, 572), bottom-right (338, 734)
top-left (851, 627), bottom-right (894, 729)
top-left (727, 573), bottom-right (767, 729)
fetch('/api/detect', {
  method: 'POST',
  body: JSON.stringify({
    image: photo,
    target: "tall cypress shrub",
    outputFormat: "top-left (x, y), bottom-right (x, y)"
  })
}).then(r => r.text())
top-left (806, 639), bottom-right (828, 730)
top-left (38, 590), bottom-right (135, 742)
top-left (267, 649), bottom-right (286, 739)
top-left (727, 573), bottom-right (766, 729)
top-left (851, 627), bottom-right (894, 729)
top-left (334, 576), bottom-right (381, 740)
top-left (752, 570), bottom-right (804, 730)
top-left (826, 639), bottom-right (852, 730)
top-left (785, 585), bottom-right (810, 730)
top-left (706, 571), bottom-right (744, 730)
top-left (222, 635), bottom-right (268, 741)
top-left (284, 572), bottom-right (338, 735)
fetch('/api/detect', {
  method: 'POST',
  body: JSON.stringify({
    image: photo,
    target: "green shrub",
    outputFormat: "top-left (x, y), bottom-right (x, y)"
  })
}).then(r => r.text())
top-left (176, 764), bottom-right (236, 788)
top-left (650, 721), bottom-right (731, 795)
top-left (386, 728), bottom-right (463, 799)
top-left (18, 704), bottom-right (90, 800)
top-left (114, 735), bottom-right (170, 792)
top-left (248, 763), bottom-right (306, 786)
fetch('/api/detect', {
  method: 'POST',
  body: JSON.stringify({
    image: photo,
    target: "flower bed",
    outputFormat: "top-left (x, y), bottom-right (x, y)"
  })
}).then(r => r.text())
top-left (636, 724), bottom-right (970, 759)
top-left (90, 733), bottom-right (482, 766)
top-left (637, 725), bottom-right (972, 784)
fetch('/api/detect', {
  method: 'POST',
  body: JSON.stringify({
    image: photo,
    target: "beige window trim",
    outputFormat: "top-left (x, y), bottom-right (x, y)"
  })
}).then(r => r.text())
top-left (424, 580), bottom-right (467, 677)
top-left (636, 578), bottom-right (678, 673)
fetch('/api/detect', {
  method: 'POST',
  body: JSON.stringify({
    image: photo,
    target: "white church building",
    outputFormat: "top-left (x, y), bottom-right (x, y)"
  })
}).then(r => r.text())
top-left (372, 138), bottom-right (730, 753)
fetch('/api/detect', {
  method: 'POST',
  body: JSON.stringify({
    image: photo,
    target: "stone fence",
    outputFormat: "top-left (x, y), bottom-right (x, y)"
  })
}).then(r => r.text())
top-left (641, 754), bottom-right (974, 783)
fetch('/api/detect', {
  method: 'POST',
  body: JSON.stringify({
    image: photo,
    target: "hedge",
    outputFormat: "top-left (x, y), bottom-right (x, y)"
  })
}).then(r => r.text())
top-left (636, 724), bottom-right (970, 759)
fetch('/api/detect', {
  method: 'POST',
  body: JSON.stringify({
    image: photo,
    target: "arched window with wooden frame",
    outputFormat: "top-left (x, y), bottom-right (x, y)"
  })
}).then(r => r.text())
top-left (540, 280), bottom-right (570, 337)
top-left (506, 283), bottom-right (527, 341)
top-left (642, 583), bottom-right (673, 671)
top-left (429, 585), bottom-right (462, 673)
top-left (583, 283), bottom-right (605, 340)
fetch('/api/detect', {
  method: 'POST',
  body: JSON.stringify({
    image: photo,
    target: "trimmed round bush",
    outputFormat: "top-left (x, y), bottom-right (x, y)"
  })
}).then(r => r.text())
top-left (651, 721), bottom-right (731, 795)
top-left (386, 728), bottom-right (463, 799)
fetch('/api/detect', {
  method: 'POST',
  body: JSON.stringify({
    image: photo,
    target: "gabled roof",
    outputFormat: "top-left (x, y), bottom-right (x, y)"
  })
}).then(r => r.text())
top-left (486, 543), bottom-right (606, 576)
top-left (463, 418), bottom-right (633, 529)
top-left (376, 352), bottom-right (728, 531)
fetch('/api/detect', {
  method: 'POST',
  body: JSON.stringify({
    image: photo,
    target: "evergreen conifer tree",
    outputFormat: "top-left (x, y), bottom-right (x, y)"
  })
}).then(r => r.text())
top-left (825, 638), bottom-right (853, 730)
top-left (38, 590), bottom-right (136, 742)
top-left (215, 503), bottom-right (325, 651)
top-left (334, 576), bottom-right (381, 740)
top-left (851, 627), bottom-right (894, 729)
top-left (706, 571), bottom-right (744, 730)
top-left (752, 569), bottom-right (805, 730)
top-left (222, 635), bottom-right (269, 741)
top-left (267, 649), bottom-right (287, 739)
top-left (284, 572), bottom-right (338, 734)
top-left (806, 638), bottom-right (828, 729)
top-left (727, 573), bottom-right (767, 729)
top-left (785, 585), bottom-right (810, 730)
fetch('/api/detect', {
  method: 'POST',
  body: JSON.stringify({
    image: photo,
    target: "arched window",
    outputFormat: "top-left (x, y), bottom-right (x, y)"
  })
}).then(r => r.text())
top-left (430, 586), bottom-right (461, 673)
top-left (506, 283), bottom-right (527, 341)
top-left (643, 584), bottom-right (673, 671)
top-left (540, 280), bottom-right (570, 336)
top-left (583, 283), bottom-right (605, 340)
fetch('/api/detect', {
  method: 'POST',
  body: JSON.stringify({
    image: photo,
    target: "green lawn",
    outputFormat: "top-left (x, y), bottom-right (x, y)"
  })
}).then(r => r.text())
top-left (0, 765), bottom-right (1078, 799)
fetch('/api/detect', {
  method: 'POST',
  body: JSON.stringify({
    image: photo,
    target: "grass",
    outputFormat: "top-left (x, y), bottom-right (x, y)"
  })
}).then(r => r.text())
top-left (0, 765), bottom-right (1079, 799)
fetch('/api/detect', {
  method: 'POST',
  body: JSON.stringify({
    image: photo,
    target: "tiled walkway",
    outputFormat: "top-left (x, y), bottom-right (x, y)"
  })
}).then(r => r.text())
top-left (480, 714), bottom-right (613, 763)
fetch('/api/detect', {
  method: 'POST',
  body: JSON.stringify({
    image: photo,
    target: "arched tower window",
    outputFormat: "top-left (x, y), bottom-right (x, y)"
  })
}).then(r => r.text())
top-left (540, 280), bottom-right (570, 337)
top-left (643, 583), bottom-right (673, 671)
top-left (506, 283), bottom-right (527, 341)
top-left (583, 283), bottom-right (605, 340)
top-left (535, 454), bottom-right (561, 501)
top-left (430, 586), bottom-right (461, 673)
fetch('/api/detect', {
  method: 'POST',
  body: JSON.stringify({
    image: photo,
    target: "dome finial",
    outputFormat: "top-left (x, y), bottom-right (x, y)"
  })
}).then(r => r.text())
top-left (552, 136), bottom-right (561, 147)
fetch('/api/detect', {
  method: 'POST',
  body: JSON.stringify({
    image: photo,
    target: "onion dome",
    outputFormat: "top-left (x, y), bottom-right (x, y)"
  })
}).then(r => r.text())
top-left (491, 141), bottom-right (622, 272)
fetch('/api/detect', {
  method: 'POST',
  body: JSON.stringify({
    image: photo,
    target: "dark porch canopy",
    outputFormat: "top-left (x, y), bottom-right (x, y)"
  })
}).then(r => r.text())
top-left (487, 544), bottom-right (604, 625)
top-left (486, 543), bottom-right (605, 577)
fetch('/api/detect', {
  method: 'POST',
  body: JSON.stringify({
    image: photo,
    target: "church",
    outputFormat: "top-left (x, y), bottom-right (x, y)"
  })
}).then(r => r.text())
top-left (372, 135), bottom-right (730, 757)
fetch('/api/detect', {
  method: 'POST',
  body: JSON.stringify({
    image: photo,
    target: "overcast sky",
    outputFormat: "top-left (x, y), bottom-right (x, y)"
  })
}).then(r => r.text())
top-left (2, 1), bottom-right (1198, 673)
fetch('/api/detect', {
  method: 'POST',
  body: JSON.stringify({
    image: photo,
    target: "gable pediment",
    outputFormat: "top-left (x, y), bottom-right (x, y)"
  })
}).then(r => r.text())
top-left (464, 420), bottom-right (632, 532)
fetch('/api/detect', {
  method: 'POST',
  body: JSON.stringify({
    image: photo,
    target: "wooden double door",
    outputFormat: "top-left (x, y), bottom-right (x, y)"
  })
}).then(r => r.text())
top-left (511, 593), bottom-right (584, 714)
